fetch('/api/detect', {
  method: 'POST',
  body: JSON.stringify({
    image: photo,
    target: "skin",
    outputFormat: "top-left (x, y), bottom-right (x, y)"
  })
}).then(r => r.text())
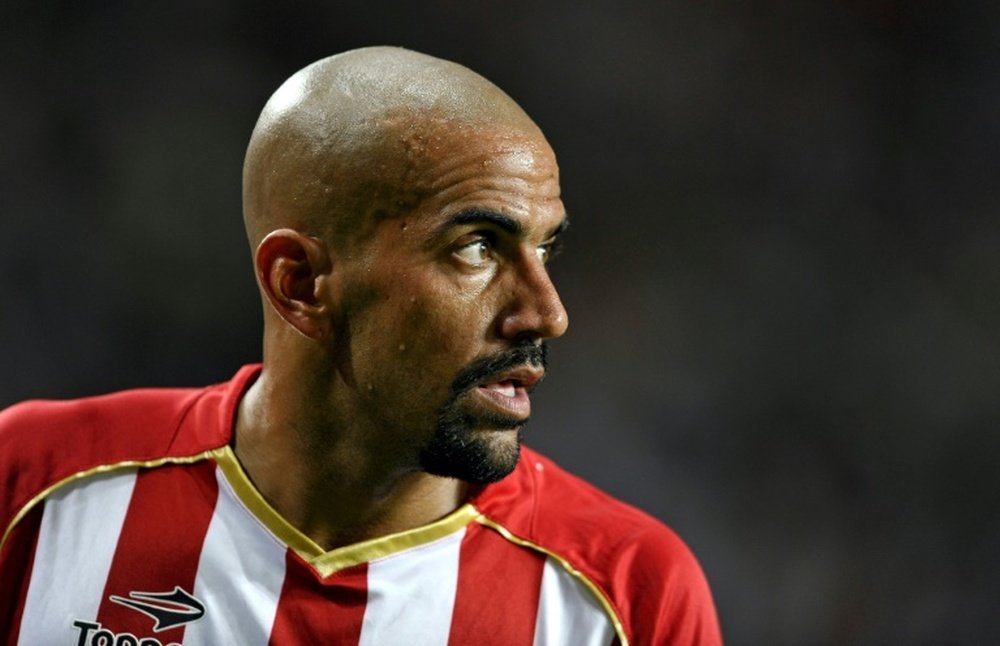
top-left (234, 47), bottom-right (568, 550)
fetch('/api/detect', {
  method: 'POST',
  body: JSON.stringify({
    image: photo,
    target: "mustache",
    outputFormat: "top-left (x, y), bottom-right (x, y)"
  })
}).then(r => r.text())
top-left (450, 341), bottom-right (548, 397)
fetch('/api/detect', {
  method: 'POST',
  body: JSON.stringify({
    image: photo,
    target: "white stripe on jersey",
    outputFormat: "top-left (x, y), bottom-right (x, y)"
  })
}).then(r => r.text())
top-left (534, 557), bottom-right (616, 646)
top-left (17, 470), bottom-right (138, 645)
top-left (183, 467), bottom-right (287, 645)
top-left (358, 528), bottom-right (465, 646)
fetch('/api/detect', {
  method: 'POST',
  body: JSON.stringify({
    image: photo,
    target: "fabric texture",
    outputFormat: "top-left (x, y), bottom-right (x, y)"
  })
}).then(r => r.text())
top-left (0, 365), bottom-right (721, 645)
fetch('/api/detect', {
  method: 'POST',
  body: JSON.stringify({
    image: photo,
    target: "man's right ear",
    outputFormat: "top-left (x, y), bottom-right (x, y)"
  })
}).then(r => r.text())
top-left (255, 229), bottom-right (335, 341)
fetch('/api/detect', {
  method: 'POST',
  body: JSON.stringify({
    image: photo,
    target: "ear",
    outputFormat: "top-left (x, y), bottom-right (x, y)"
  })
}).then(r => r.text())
top-left (255, 228), bottom-right (335, 340)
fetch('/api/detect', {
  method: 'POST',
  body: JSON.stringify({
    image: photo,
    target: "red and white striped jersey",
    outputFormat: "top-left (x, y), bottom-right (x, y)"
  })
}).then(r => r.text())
top-left (0, 365), bottom-right (721, 645)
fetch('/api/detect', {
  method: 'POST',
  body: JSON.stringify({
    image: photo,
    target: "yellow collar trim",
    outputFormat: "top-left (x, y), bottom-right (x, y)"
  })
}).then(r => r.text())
top-left (214, 445), bottom-right (480, 578)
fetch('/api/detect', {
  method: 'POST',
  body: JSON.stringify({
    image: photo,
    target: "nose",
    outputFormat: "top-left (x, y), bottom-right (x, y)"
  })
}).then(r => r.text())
top-left (497, 254), bottom-right (569, 342)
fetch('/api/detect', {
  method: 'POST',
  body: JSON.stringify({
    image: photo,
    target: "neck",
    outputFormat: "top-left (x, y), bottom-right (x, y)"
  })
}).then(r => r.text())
top-left (233, 368), bottom-right (469, 551)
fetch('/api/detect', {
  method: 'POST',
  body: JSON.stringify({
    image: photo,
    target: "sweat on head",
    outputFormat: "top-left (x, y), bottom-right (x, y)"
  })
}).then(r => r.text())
top-left (241, 46), bottom-right (548, 253)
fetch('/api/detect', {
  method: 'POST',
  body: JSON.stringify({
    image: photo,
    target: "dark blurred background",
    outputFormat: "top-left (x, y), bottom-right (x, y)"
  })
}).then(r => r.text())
top-left (2, 1), bottom-right (998, 643)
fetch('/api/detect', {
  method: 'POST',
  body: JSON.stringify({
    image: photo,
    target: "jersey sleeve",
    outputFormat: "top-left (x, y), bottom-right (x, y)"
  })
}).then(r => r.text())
top-left (605, 521), bottom-right (722, 645)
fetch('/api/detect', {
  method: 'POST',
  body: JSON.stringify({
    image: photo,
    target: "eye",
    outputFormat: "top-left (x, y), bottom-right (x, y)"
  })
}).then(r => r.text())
top-left (453, 237), bottom-right (493, 266)
top-left (537, 239), bottom-right (563, 265)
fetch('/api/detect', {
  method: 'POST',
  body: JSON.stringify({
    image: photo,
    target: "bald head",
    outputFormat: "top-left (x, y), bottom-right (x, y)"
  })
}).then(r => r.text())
top-left (242, 47), bottom-right (544, 250)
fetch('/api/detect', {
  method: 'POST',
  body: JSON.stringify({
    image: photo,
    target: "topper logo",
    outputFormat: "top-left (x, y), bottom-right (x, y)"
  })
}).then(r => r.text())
top-left (72, 586), bottom-right (205, 646)
top-left (108, 586), bottom-right (205, 632)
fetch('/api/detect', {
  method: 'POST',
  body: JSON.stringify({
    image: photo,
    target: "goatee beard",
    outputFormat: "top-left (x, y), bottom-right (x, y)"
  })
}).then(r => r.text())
top-left (418, 341), bottom-right (546, 484)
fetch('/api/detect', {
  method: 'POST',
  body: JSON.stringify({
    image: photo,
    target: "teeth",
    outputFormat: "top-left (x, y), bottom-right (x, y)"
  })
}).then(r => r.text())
top-left (486, 381), bottom-right (516, 397)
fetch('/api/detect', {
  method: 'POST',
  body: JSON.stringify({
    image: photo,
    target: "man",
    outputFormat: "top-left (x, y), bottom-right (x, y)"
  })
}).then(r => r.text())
top-left (0, 47), bottom-right (721, 644)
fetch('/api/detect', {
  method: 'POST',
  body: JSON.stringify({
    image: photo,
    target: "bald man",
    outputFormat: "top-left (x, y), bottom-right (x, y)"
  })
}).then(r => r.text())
top-left (0, 48), bottom-right (721, 645)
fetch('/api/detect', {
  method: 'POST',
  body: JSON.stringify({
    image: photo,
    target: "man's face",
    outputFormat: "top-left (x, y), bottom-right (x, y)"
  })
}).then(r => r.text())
top-left (330, 122), bottom-right (568, 484)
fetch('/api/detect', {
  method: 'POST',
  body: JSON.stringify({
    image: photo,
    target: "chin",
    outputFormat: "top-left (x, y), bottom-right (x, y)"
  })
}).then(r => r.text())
top-left (418, 424), bottom-right (523, 484)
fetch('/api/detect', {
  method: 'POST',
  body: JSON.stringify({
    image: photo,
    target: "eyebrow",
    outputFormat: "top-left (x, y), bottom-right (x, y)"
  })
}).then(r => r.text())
top-left (445, 208), bottom-right (570, 240)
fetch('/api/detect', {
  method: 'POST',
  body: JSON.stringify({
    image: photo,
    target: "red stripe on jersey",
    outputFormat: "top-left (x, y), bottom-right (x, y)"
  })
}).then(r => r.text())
top-left (268, 551), bottom-right (368, 644)
top-left (0, 504), bottom-right (43, 646)
top-left (95, 461), bottom-right (219, 641)
top-left (448, 521), bottom-right (546, 645)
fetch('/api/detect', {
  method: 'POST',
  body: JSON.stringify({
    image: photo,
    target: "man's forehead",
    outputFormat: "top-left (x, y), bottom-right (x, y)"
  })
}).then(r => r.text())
top-left (409, 121), bottom-right (559, 181)
top-left (482, 145), bottom-right (555, 176)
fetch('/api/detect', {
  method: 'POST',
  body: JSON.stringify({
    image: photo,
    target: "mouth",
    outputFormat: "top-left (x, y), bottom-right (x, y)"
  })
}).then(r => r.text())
top-left (473, 367), bottom-right (543, 420)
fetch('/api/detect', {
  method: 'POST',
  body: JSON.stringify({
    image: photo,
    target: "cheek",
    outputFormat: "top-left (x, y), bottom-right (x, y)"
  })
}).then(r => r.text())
top-left (357, 297), bottom-right (475, 421)
top-left (349, 257), bottom-right (498, 385)
top-left (393, 281), bottom-right (495, 366)
top-left (401, 295), bottom-right (476, 356)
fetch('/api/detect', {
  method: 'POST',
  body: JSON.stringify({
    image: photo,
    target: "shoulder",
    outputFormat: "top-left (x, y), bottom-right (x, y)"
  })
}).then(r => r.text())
top-left (0, 386), bottom-right (204, 444)
top-left (0, 386), bottom-right (206, 464)
top-left (485, 447), bottom-right (700, 573)
top-left (0, 388), bottom-right (197, 525)
top-left (477, 447), bottom-right (722, 645)
top-left (0, 368), bottom-right (256, 539)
